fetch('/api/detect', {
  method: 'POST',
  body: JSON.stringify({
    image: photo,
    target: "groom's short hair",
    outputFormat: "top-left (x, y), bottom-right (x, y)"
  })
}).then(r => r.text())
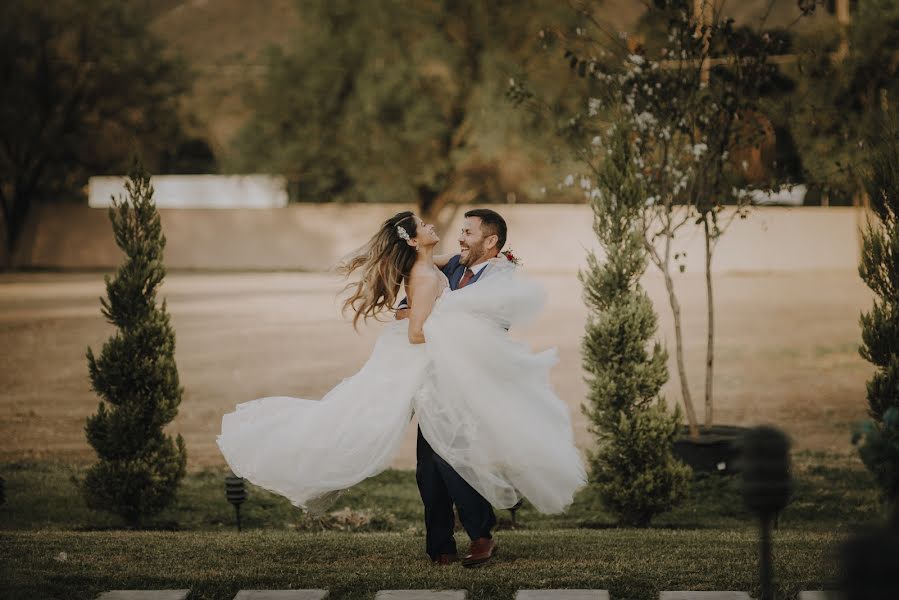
top-left (464, 208), bottom-right (507, 251)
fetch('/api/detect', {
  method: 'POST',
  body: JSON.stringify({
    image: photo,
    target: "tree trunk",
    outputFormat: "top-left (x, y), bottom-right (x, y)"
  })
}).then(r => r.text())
top-left (663, 266), bottom-right (700, 439)
top-left (0, 188), bottom-right (31, 270)
top-left (703, 213), bottom-right (715, 430)
top-left (419, 185), bottom-right (475, 249)
top-left (417, 185), bottom-right (441, 219)
top-left (647, 212), bottom-right (699, 440)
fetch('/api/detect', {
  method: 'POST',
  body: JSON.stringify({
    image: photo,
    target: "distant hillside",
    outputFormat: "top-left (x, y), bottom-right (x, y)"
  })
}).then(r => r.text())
top-left (146, 0), bottom-right (838, 170)
top-left (147, 0), bottom-right (302, 161)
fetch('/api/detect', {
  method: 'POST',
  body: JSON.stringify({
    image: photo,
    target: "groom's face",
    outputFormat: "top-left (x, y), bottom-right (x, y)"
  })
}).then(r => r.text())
top-left (458, 216), bottom-right (497, 266)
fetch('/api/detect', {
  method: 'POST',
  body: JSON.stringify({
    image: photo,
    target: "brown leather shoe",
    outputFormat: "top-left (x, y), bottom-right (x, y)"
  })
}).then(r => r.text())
top-left (462, 537), bottom-right (497, 568)
top-left (435, 553), bottom-right (458, 566)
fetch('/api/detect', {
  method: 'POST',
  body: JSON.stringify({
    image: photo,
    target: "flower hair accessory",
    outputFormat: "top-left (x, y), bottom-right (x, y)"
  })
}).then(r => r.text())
top-left (396, 225), bottom-right (411, 242)
top-left (501, 248), bottom-right (521, 266)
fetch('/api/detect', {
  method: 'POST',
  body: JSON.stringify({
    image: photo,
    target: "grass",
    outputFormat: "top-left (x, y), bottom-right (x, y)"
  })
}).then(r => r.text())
top-left (0, 451), bottom-right (885, 599)
top-left (1, 529), bottom-right (844, 600)
top-left (0, 451), bottom-right (883, 533)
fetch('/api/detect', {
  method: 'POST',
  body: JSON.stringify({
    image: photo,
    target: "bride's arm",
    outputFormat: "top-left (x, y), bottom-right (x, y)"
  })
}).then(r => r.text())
top-left (407, 275), bottom-right (441, 344)
top-left (433, 253), bottom-right (455, 269)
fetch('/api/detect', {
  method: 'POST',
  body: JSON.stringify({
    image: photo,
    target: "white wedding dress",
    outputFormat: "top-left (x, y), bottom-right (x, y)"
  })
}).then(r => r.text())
top-left (216, 261), bottom-right (586, 514)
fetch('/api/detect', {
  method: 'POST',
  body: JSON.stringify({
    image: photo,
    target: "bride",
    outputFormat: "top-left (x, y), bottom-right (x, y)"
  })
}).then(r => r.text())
top-left (216, 211), bottom-right (586, 514)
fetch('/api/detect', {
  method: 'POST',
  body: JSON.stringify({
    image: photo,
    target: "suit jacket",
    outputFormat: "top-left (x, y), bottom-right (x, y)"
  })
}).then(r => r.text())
top-left (442, 254), bottom-right (489, 290)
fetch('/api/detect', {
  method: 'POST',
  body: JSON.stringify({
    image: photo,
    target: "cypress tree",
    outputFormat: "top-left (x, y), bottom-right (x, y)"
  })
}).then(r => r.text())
top-left (857, 108), bottom-right (899, 510)
top-left (80, 161), bottom-right (187, 527)
top-left (580, 125), bottom-right (691, 526)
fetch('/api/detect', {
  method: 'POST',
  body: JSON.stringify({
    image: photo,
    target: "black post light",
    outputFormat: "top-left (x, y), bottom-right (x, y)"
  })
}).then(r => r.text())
top-left (225, 473), bottom-right (247, 532)
top-left (509, 498), bottom-right (524, 529)
top-left (740, 425), bottom-right (792, 600)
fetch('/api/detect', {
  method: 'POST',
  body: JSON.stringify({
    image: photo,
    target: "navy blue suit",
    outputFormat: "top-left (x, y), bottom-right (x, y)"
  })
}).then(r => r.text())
top-left (402, 255), bottom-right (496, 560)
top-left (442, 254), bottom-right (487, 290)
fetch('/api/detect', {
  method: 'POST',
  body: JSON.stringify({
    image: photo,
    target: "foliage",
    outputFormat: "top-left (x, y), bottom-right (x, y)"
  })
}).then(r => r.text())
top-left (855, 110), bottom-right (899, 509)
top-left (0, 0), bottom-right (196, 264)
top-left (789, 0), bottom-right (899, 201)
top-left (78, 162), bottom-right (187, 527)
top-left (854, 409), bottom-right (899, 514)
top-left (579, 124), bottom-right (690, 526)
top-left (514, 0), bottom-right (803, 434)
top-left (527, 1), bottom-right (792, 203)
top-left (233, 0), bottom-right (584, 217)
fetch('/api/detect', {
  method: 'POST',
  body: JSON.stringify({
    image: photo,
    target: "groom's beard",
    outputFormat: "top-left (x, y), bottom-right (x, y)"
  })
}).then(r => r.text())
top-left (460, 246), bottom-right (485, 266)
top-left (461, 246), bottom-right (500, 267)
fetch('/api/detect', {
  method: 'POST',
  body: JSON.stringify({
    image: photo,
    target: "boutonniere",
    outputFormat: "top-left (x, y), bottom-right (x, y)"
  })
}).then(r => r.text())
top-left (500, 249), bottom-right (521, 266)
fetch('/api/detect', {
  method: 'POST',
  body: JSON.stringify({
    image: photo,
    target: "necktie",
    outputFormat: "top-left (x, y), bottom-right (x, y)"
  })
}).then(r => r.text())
top-left (458, 267), bottom-right (474, 289)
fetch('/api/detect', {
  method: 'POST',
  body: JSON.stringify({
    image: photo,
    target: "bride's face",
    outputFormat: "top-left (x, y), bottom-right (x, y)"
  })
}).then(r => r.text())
top-left (411, 216), bottom-right (439, 248)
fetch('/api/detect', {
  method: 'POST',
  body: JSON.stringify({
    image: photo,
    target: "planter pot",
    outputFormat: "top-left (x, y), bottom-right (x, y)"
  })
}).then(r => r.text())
top-left (673, 424), bottom-right (750, 475)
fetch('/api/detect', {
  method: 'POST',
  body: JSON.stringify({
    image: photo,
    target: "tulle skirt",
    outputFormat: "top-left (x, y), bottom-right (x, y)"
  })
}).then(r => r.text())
top-left (216, 264), bottom-right (587, 513)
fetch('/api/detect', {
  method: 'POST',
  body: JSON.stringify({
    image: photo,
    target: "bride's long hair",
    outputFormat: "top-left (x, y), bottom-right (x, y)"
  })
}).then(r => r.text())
top-left (338, 211), bottom-right (418, 329)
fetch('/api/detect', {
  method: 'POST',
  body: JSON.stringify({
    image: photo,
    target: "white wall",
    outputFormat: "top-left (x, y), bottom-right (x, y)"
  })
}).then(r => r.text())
top-left (88, 175), bottom-right (288, 209)
top-left (17, 203), bottom-right (865, 273)
top-left (439, 204), bottom-right (864, 274)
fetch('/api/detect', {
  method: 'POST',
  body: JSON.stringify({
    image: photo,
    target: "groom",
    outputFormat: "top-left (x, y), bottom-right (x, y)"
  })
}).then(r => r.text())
top-left (397, 207), bottom-right (507, 567)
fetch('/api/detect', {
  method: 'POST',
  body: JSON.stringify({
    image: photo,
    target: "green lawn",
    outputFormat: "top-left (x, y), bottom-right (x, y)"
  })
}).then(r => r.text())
top-left (0, 452), bottom-right (884, 599)
top-left (0, 451), bottom-right (882, 533)
top-left (2, 529), bottom-right (844, 600)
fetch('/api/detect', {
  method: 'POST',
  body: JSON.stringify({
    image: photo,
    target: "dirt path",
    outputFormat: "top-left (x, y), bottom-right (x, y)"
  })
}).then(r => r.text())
top-left (0, 270), bottom-right (874, 471)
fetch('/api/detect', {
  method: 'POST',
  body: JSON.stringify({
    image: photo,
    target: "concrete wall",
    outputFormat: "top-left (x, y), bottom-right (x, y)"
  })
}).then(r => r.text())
top-left (14, 203), bottom-right (865, 273)
top-left (88, 175), bottom-right (288, 208)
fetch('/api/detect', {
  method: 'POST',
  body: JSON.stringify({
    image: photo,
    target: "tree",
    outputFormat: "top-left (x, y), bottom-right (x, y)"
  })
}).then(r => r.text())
top-left (580, 123), bottom-right (691, 526)
top-left (233, 0), bottom-right (582, 228)
top-left (789, 0), bottom-right (899, 203)
top-left (79, 161), bottom-right (187, 527)
top-left (516, 0), bottom-right (797, 437)
top-left (855, 106), bottom-right (899, 513)
top-left (0, 0), bottom-right (192, 266)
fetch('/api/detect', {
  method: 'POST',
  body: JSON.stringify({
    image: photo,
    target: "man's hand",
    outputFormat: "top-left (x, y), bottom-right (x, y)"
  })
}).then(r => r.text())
top-left (395, 308), bottom-right (410, 320)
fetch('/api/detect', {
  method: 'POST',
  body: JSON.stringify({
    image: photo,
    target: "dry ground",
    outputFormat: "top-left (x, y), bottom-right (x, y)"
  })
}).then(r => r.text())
top-left (0, 269), bottom-right (874, 471)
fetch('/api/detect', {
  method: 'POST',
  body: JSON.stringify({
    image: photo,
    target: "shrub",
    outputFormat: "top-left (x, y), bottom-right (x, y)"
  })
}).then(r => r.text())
top-left (79, 161), bottom-right (187, 527)
top-left (856, 109), bottom-right (899, 515)
top-left (580, 125), bottom-right (691, 526)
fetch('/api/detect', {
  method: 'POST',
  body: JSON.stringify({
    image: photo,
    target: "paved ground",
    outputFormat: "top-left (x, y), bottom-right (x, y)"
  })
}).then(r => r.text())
top-left (0, 269), bottom-right (874, 470)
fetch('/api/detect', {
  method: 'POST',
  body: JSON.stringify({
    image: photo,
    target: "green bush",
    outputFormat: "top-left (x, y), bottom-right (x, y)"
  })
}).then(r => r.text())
top-left (78, 162), bottom-right (187, 527)
top-left (580, 125), bottom-right (691, 527)
top-left (856, 109), bottom-right (899, 513)
top-left (591, 401), bottom-right (693, 527)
